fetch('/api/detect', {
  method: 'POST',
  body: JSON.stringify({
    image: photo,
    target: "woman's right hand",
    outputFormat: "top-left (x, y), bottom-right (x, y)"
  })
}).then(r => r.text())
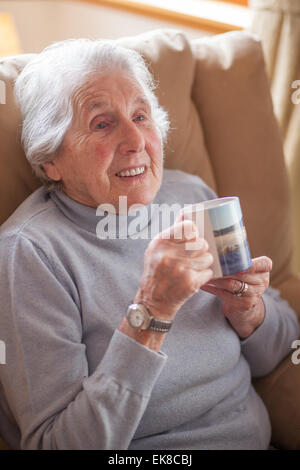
top-left (133, 216), bottom-right (214, 321)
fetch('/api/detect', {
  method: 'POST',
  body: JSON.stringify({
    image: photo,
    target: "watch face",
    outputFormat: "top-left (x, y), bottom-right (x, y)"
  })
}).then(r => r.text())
top-left (128, 307), bottom-right (145, 328)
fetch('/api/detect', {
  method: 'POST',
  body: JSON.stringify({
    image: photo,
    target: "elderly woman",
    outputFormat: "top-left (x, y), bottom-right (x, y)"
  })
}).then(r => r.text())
top-left (0, 39), bottom-right (298, 450)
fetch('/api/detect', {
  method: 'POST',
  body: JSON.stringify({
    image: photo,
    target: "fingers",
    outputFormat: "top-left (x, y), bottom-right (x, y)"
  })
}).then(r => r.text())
top-left (196, 268), bottom-right (214, 288)
top-left (251, 256), bottom-right (273, 273)
top-left (204, 278), bottom-right (253, 296)
top-left (183, 251), bottom-right (214, 271)
top-left (157, 219), bottom-right (200, 243)
top-left (201, 281), bottom-right (254, 305)
top-left (234, 256), bottom-right (273, 275)
top-left (206, 269), bottom-right (270, 294)
top-left (201, 283), bottom-right (239, 301)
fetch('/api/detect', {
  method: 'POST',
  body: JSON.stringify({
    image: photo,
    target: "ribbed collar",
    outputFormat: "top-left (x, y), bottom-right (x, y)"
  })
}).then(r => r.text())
top-left (49, 187), bottom-right (161, 238)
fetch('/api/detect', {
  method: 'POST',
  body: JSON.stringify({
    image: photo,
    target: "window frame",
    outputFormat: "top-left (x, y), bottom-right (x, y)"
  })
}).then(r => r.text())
top-left (71, 0), bottom-right (250, 34)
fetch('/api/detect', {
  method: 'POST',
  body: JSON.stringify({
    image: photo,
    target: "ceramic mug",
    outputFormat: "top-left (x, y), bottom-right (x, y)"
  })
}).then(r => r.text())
top-left (180, 197), bottom-right (252, 278)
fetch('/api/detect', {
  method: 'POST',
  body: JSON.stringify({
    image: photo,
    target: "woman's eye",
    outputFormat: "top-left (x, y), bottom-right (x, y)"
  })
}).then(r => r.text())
top-left (96, 121), bottom-right (107, 129)
top-left (134, 115), bottom-right (145, 122)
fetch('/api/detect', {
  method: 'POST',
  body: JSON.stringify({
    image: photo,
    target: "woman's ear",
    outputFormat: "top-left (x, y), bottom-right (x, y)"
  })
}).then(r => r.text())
top-left (42, 162), bottom-right (62, 181)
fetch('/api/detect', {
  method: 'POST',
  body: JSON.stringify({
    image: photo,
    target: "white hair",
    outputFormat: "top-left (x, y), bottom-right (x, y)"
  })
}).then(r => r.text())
top-left (14, 38), bottom-right (169, 189)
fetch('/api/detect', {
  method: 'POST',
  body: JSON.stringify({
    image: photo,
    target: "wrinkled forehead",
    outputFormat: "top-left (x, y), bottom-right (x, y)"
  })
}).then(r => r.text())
top-left (72, 68), bottom-right (151, 113)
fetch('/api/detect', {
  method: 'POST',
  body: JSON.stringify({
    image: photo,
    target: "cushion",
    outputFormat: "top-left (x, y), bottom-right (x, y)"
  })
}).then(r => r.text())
top-left (254, 351), bottom-right (300, 449)
top-left (0, 54), bottom-right (40, 226)
top-left (191, 31), bottom-right (294, 287)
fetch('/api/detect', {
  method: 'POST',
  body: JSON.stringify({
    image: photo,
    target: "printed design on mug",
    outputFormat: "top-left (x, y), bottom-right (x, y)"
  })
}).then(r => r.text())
top-left (208, 198), bottom-right (252, 277)
top-left (213, 220), bottom-right (251, 276)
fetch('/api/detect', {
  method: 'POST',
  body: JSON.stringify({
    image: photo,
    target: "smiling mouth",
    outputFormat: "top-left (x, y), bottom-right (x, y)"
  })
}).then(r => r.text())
top-left (115, 166), bottom-right (146, 177)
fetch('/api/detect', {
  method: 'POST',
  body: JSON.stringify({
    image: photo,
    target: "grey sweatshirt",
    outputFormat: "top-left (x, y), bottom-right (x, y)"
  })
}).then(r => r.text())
top-left (0, 169), bottom-right (298, 450)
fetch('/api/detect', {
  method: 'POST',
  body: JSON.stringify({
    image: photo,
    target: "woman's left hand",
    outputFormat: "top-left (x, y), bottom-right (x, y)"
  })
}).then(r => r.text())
top-left (201, 256), bottom-right (273, 339)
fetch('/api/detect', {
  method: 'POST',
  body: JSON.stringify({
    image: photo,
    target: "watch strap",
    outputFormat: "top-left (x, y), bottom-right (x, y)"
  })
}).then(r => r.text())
top-left (148, 317), bottom-right (172, 333)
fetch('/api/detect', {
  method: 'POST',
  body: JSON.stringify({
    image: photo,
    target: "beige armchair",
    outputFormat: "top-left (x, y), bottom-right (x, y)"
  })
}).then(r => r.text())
top-left (1, 28), bottom-right (300, 450)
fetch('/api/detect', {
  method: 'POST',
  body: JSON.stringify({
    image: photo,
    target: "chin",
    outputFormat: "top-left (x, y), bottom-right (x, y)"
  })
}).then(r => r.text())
top-left (134, 185), bottom-right (160, 206)
top-left (127, 194), bottom-right (155, 209)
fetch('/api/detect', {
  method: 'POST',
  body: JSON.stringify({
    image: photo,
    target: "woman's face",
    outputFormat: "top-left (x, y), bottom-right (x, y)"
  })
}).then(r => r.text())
top-left (43, 68), bottom-right (163, 211)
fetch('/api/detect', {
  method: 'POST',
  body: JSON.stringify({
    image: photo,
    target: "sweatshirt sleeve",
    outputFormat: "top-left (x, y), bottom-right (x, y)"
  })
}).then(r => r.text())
top-left (240, 286), bottom-right (299, 378)
top-left (0, 234), bottom-right (167, 450)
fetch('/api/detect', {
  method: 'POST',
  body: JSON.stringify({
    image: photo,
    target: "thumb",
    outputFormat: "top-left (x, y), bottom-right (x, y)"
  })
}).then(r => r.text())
top-left (246, 256), bottom-right (273, 274)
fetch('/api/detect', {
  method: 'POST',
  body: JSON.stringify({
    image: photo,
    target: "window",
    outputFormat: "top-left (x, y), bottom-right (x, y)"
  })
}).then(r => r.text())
top-left (73, 0), bottom-right (251, 34)
top-left (214, 0), bottom-right (248, 6)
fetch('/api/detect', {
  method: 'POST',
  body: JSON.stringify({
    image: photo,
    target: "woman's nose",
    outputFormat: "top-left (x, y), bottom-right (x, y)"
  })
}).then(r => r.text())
top-left (118, 119), bottom-right (145, 155)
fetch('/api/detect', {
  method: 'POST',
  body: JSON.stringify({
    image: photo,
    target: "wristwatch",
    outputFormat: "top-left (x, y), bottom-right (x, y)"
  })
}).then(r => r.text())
top-left (126, 303), bottom-right (173, 333)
